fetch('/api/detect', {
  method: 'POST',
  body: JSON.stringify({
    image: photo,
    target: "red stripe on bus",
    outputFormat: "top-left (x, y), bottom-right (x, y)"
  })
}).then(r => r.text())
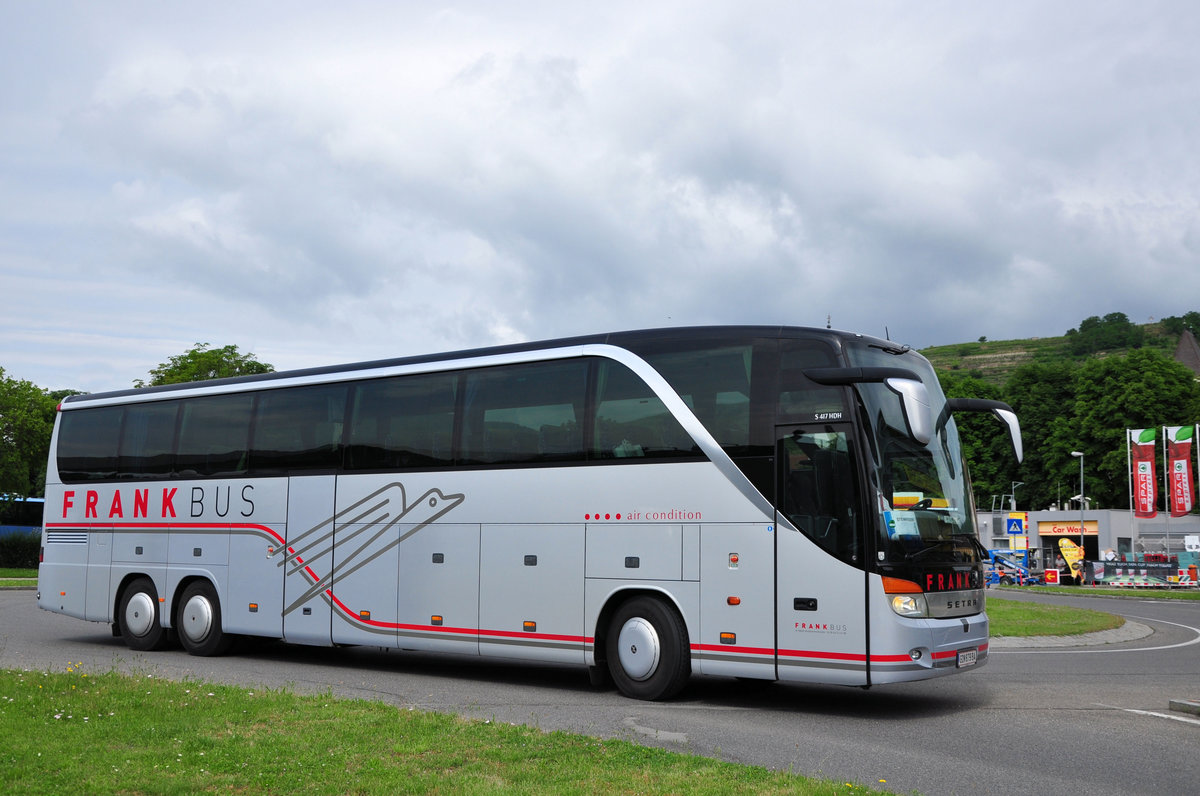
top-left (692, 643), bottom-right (775, 657)
top-left (694, 646), bottom-right (924, 665)
top-left (325, 593), bottom-right (592, 643)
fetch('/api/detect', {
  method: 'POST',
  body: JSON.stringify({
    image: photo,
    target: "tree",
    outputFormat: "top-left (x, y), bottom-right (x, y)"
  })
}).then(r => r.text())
top-left (135, 343), bottom-right (275, 387)
top-left (1161, 316), bottom-right (1184, 335)
top-left (1003, 361), bottom-right (1080, 511)
top-left (1161, 311), bottom-right (1200, 336)
top-left (1048, 349), bottom-right (1200, 510)
top-left (1066, 312), bottom-right (1144, 355)
top-left (940, 371), bottom-right (1018, 509)
top-left (0, 367), bottom-right (58, 498)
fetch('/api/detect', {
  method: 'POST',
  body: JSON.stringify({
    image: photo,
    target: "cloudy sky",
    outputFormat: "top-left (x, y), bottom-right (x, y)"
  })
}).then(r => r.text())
top-left (2, 2), bottom-right (1198, 394)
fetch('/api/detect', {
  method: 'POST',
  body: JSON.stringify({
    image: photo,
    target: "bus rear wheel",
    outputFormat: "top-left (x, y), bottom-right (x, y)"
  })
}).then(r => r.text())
top-left (118, 577), bottom-right (169, 651)
top-left (605, 596), bottom-right (690, 701)
top-left (177, 581), bottom-right (233, 656)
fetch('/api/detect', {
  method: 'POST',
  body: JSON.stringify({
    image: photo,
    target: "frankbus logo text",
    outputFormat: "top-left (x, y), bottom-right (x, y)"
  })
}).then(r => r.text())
top-left (60, 485), bottom-right (256, 520)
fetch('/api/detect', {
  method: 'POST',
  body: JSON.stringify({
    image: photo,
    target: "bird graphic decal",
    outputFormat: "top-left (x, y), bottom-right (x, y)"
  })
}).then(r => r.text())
top-left (273, 481), bottom-right (464, 616)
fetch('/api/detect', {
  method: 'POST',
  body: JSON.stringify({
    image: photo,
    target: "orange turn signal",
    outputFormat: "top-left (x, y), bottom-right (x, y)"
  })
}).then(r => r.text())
top-left (882, 576), bottom-right (923, 594)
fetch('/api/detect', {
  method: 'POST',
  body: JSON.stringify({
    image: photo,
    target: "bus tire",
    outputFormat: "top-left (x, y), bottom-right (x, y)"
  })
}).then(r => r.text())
top-left (177, 580), bottom-right (233, 656)
top-left (605, 596), bottom-right (690, 701)
top-left (118, 577), bottom-right (169, 651)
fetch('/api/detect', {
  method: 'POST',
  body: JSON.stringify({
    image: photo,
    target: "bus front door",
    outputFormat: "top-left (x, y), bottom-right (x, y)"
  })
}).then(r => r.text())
top-left (774, 426), bottom-right (869, 686)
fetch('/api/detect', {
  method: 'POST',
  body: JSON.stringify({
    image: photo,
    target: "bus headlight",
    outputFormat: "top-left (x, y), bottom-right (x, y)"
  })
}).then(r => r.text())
top-left (883, 576), bottom-right (928, 618)
top-left (890, 593), bottom-right (928, 618)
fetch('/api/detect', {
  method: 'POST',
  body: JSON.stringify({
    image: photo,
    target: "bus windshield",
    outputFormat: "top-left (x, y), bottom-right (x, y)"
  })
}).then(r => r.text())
top-left (845, 342), bottom-right (980, 566)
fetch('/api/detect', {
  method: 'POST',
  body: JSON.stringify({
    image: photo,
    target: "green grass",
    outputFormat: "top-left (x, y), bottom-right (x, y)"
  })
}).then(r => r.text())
top-left (0, 668), bottom-right (893, 795)
top-left (1014, 584), bottom-right (1200, 600)
top-left (0, 590), bottom-right (1131, 792)
top-left (986, 596), bottom-right (1124, 637)
top-left (0, 568), bottom-right (36, 588)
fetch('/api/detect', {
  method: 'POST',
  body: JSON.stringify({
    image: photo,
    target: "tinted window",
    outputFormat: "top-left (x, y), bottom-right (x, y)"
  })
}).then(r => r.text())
top-left (778, 340), bottom-right (844, 422)
top-left (346, 373), bottom-right (458, 470)
top-left (636, 344), bottom-right (754, 453)
top-left (594, 360), bottom-right (698, 460)
top-left (461, 360), bottom-right (587, 465)
top-left (118, 401), bottom-right (179, 479)
top-left (251, 384), bottom-right (348, 473)
top-left (176, 394), bottom-right (254, 477)
top-left (780, 429), bottom-right (862, 565)
top-left (57, 406), bottom-right (124, 482)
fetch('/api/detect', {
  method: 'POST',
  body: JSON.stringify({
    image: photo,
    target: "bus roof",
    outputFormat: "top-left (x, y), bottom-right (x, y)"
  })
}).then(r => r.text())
top-left (62, 324), bottom-right (904, 406)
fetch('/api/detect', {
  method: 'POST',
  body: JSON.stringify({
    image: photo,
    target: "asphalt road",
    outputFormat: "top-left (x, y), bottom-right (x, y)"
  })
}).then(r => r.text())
top-left (2, 587), bottom-right (1197, 795)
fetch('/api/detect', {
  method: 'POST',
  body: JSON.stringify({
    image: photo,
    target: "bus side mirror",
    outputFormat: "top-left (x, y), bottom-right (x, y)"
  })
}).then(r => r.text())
top-left (941, 398), bottom-right (1024, 463)
top-left (885, 378), bottom-right (933, 446)
top-left (803, 366), bottom-right (932, 446)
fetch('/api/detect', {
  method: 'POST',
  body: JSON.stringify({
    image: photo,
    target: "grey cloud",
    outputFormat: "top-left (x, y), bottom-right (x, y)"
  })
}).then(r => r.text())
top-left (3, 2), bottom-right (1200, 392)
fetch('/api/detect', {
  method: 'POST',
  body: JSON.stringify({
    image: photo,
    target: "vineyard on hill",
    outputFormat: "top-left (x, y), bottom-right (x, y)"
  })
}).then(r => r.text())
top-left (921, 320), bottom-right (1186, 386)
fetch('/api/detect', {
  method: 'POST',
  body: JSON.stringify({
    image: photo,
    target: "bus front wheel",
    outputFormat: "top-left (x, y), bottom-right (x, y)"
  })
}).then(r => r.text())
top-left (605, 596), bottom-right (690, 700)
top-left (177, 580), bottom-right (233, 656)
top-left (118, 577), bottom-right (169, 651)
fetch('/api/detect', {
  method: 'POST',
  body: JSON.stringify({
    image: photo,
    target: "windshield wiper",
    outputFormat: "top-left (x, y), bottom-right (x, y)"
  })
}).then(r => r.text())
top-left (904, 539), bottom-right (958, 563)
top-left (904, 536), bottom-right (982, 563)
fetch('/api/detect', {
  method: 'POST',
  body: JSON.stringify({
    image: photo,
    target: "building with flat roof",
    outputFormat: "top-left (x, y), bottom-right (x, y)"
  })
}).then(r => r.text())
top-left (982, 508), bottom-right (1200, 571)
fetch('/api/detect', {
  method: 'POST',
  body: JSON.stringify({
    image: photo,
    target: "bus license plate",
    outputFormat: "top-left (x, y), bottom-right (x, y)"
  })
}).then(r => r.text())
top-left (957, 648), bottom-right (978, 668)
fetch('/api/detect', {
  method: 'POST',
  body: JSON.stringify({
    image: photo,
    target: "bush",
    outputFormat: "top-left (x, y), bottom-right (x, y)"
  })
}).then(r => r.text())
top-left (0, 530), bottom-right (40, 568)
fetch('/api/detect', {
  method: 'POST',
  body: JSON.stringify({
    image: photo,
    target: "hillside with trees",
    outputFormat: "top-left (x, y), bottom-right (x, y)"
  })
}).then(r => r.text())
top-left (925, 312), bottom-right (1200, 515)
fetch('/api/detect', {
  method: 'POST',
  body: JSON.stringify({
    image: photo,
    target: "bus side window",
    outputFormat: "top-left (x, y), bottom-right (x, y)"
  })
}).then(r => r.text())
top-left (346, 373), bottom-right (457, 470)
top-left (251, 384), bottom-right (348, 473)
top-left (58, 406), bottom-right (125, 482)
top-left (593, 360), bottom-right (699, 460)
top-left (176, 394), bottom-right (254, 477)
top-left (461, 360), bottom-right (587, 465)
top-left (118, 400), bottom-right (179, 479)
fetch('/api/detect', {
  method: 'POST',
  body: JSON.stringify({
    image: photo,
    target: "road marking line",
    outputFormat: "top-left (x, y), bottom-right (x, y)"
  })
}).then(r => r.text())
top-left (1094, 703), bottom-right (1200, 727)
top-left (992, 615), bottom-right (1200, 655)
top-left (623, 717), bottom-right (688, 744)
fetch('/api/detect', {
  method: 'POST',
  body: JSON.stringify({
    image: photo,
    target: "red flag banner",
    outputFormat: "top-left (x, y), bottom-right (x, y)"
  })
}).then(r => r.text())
top-left (1130, 428), bottom-right (1158, 518)
top-left (1166, 425), bottom-right (1195, 518)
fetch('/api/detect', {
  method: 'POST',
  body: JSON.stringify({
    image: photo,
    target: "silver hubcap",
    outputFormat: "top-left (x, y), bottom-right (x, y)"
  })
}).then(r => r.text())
top-left (181, 594), bottom-right (214, 644)
top-left (125, 592), bottom-right (155, 637)
top-left (617, 617), bottom-right (661, 681)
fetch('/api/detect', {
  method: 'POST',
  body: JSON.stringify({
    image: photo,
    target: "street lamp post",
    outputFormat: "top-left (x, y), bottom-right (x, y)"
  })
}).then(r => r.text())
top-left (1071, 451), bottom-right (1085, 584)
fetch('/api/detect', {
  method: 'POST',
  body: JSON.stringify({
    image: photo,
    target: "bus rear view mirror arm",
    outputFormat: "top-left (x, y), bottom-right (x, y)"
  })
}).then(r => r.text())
top-left (804, 367), bottom-right (932, 446)
top-left (940, 398), bottom-right (1024, 464)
